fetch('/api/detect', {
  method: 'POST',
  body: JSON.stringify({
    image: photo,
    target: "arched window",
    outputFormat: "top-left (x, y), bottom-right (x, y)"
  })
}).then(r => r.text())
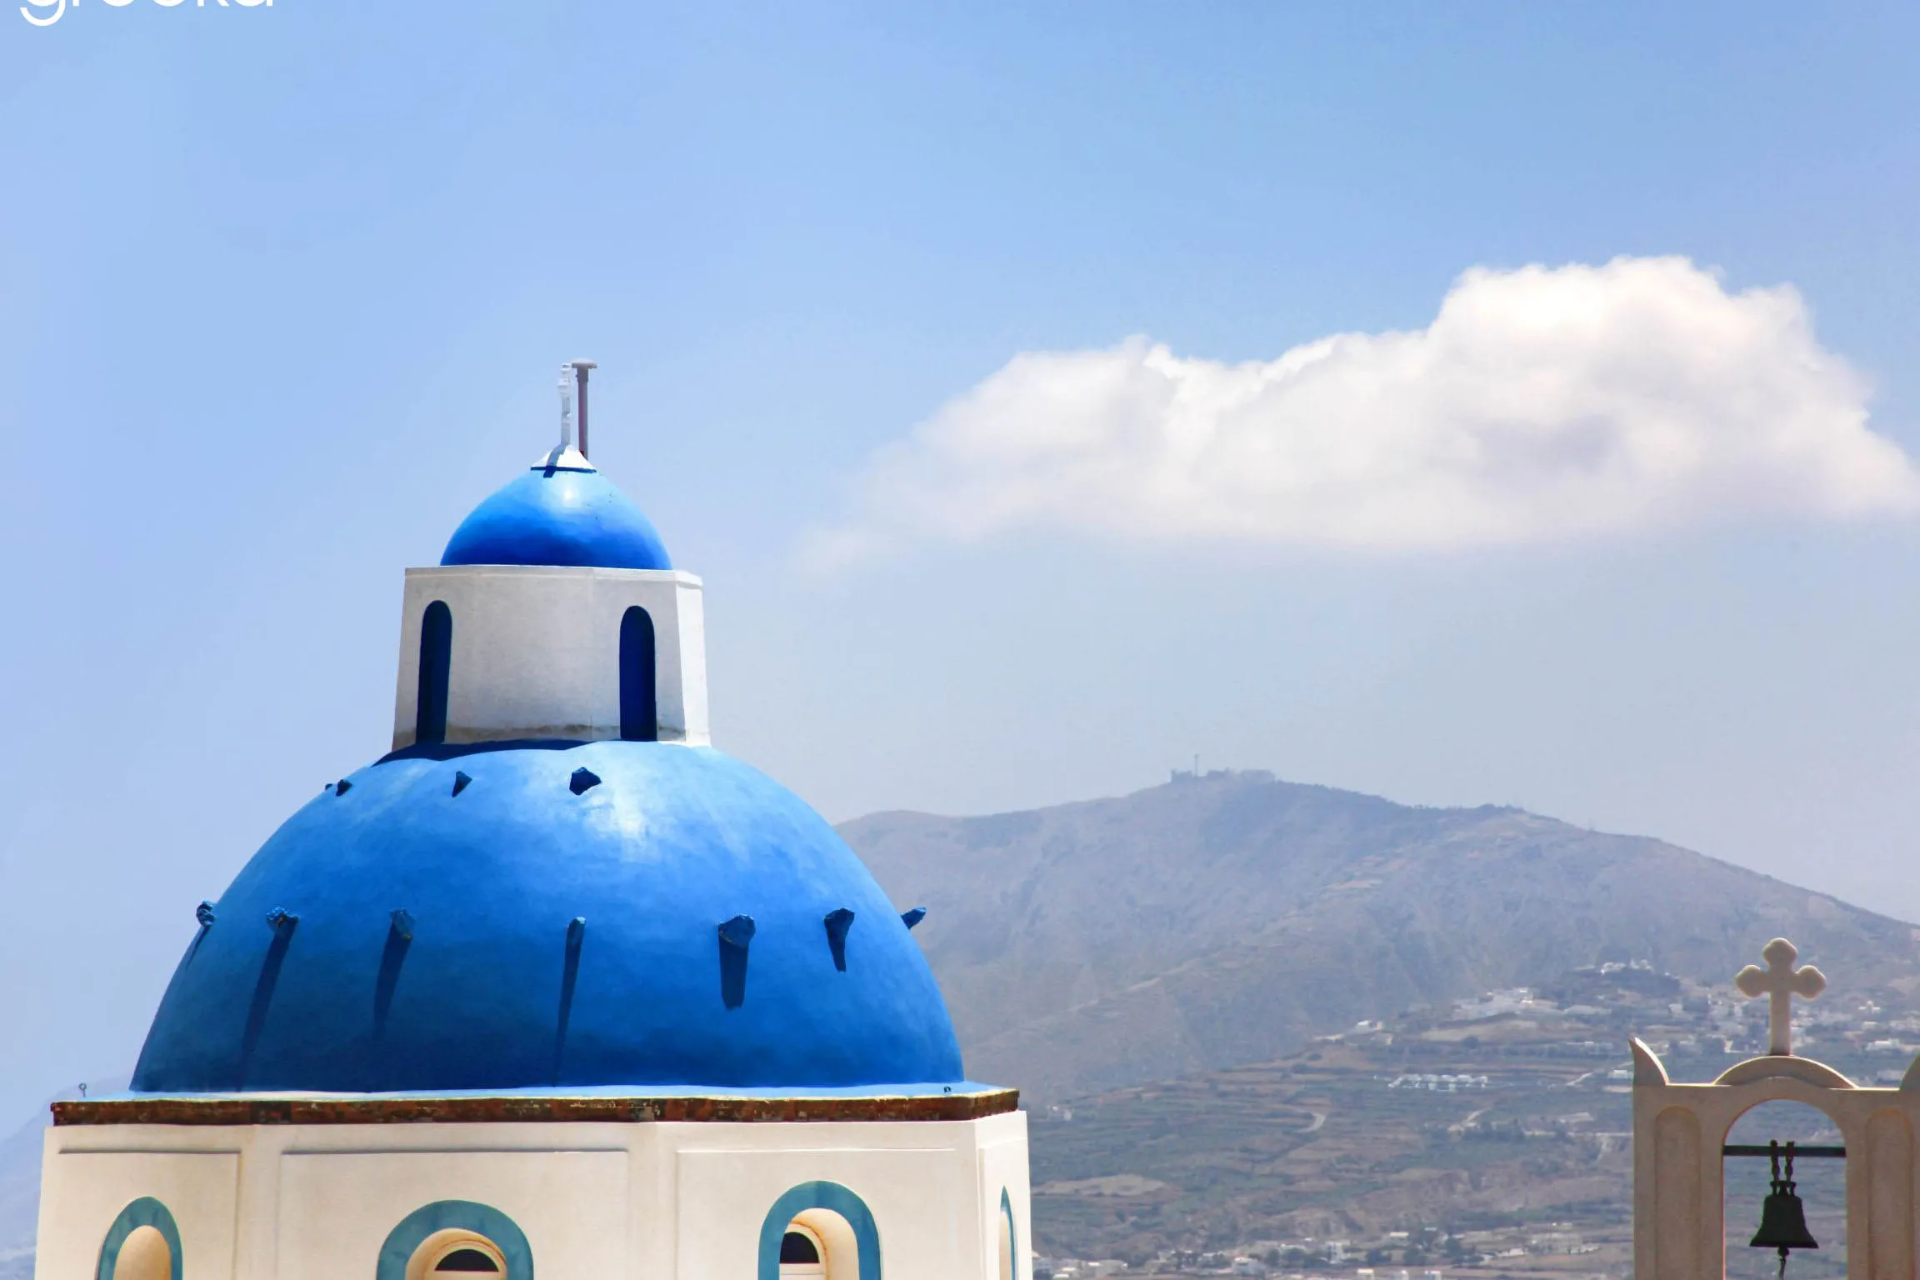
top-left (433, 1247), bottom-right (502, 1274)
top-left (410, 1237), bottom-right (505, 1280)
top-left (758, 1182), bottom-right (879, 1280)
top-left (377, 1202), bottom-right (531, 1280)
top-left (96, 1198), bottom-right (182, 1280)
top-left (780, 1225), bottom-right (826, 1278)
top-left (112, 1229), bottom-right (171, 1280)
top-left (619, 605), bottom-right (657, 742)
top-left (415, 601), bottom-right (453, 745)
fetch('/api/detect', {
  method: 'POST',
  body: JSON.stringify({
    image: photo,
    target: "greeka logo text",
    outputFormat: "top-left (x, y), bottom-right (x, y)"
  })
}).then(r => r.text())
top-left (21, 0), bottom-right (270, 27)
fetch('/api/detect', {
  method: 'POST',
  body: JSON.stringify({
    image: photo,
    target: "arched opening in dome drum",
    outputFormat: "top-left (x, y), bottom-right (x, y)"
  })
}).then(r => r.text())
top-left (784, 1211), bottom-right (865, 1280)
top-left (386, 1206), bottom-right (528, 1280)
top-left (403, 1233), bottom-right (507, 1280)
top-left (415, 601), bottom-right (452, 745)
top-left (759, 1187), bottom-right (875, 1280)
top-left (96, 1199), bottom-right (181, 1280)
top-left (781, 1228), bottom-right (825, 1278)
top-left (619, 605), bottom-right (657, 741)
top-left (105, 1226), bottom-right (171, 1280)
top-left (433, 1248), bottom-right (501, 1274)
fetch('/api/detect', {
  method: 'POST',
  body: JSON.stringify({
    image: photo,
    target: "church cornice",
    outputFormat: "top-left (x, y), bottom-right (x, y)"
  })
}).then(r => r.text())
top-left (51, 1088), bottom-right (1020, 1127)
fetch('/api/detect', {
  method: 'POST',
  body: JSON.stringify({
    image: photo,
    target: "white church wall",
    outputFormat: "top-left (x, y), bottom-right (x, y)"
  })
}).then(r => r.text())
top-left (666, 1112), bottom-right (1027, 1280)
top-left (668, 585), bottom-right (708, 751)
top-left (973, 1119), bottom-right (1030, 1280)
top-left (676, 1146), bottom-right (969, 1279)
top-left (37, 1114), bottom-right (1026, 1280)
top-left (277, 1148), bottom-right (629, 1280)
top-left (35, 1148), bottom-right (237, 1280)
top-left (392, 566), bottom-right (710, 750)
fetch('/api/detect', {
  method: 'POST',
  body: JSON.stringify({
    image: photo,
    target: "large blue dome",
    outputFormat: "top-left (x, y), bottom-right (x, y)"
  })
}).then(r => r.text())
top-left (132, 743), bottom-right (964, 1094)
top-left (441, 462), bottom-right (671, 570)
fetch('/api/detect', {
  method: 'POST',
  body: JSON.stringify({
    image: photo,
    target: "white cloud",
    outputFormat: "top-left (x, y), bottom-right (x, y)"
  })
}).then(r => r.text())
top-left (815, 257), bottom-right (1920, 559)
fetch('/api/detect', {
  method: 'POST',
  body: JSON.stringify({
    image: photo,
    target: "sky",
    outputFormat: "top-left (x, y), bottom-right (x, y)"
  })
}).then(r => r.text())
top-left (4, 1), bottom-right (1920, 1121)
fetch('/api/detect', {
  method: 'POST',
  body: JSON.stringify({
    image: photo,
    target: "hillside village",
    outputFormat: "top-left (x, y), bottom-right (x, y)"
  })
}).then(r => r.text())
top-left (1027, 956), bottom-right (1897, 1279)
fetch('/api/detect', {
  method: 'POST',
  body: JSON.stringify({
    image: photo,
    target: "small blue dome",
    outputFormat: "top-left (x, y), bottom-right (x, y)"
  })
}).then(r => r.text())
top-left (442, 462), bottom-right (671, 570)
top-left (132, 744), bottom-right (964, 1093)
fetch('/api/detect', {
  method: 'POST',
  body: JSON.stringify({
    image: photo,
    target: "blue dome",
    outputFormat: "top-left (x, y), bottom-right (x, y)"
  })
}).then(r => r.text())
top-left (441, 464), bottom-right (671, 570)
top-left (131, 744), bottom-right (964, 1093)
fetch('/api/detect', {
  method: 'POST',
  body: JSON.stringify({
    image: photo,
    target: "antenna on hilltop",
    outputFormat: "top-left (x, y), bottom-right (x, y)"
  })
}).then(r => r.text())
top-left (568, 360), bottom-right (597, 459)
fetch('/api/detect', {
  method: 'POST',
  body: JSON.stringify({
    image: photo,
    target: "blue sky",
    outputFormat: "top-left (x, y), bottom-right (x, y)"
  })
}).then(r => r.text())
top-left (4, 2), bottom-right (1920, 1120)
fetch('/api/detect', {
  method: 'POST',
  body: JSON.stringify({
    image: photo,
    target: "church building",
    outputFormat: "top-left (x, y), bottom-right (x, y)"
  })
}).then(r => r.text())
top-left (33, 368), bottom-right (1030, 1280)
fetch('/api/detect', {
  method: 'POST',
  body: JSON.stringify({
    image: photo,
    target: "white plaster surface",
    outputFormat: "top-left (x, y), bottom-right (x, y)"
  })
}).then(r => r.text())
top-left (392, 566), bottom-right (710, 750)
top-left (677, 1147), bottom-right (965, 1279)
top-left (36, 1113), bottom-right (1028, 1280)
top-left (278, 1150), bottom-right (627, 1280)
top-left (973, 1132), bottom-right (1027, 1280)
top-left (35, 1151), bottom-right (237, 1280)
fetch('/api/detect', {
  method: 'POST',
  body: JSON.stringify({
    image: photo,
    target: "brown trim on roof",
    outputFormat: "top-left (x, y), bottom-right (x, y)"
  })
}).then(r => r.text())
top-left (51, 1089), bottom-right (1019, 1127)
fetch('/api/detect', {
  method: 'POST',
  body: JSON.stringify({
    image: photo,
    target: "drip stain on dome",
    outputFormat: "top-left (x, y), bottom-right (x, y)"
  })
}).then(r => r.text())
top-left (554, 917), bottom-right (587, 1083)
top-left (373, 912), bottom-right (414, 1042)
top-left (238, 911), bottom-right (300, 1087)
top-left (181, 901), bottom-right (217, 970)
top-left (718, 914), bottom-right (755, 1011)
top-left (824, 908), bottom-right (855, 972)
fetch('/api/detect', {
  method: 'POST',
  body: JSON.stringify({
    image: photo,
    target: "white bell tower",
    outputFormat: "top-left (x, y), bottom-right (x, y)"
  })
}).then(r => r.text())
top-left (389, 365), bottom-right (710, 751)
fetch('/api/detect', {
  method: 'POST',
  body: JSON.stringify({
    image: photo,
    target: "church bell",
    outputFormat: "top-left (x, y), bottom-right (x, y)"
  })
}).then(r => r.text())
top-left (1749, 1141), bottom-right (1819, 1278)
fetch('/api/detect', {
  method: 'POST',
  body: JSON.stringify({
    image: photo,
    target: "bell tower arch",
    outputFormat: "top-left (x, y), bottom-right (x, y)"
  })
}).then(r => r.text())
top-left (1633, 938), bottom-right (1919, 1280)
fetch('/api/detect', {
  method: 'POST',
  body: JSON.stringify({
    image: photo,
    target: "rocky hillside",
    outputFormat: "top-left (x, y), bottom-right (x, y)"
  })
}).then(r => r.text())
top-left (842, 770), bottom-right (1920, 1103)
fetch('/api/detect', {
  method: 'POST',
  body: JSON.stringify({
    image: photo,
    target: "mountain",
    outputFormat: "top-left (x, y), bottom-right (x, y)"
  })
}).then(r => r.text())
top-left (841, 769), bottom-right (1920, 1103)
top-left (0, 1078), bottom-right (119, 1280)
top-left (0, 1110), bottom-right (39, 1280)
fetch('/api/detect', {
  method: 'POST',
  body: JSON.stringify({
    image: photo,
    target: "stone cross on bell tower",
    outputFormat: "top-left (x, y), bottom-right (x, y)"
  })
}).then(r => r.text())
top-left (1735, 936), bottom-right (1826, 1056)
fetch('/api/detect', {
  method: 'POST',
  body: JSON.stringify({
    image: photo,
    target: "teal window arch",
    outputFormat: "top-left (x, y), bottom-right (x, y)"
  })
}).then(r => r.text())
top-left (96, 1197), bottom-right (182, 1280)
top-left (376, 1201), bottom-right (531, 1280)
top-left (999, 1188), bottom-right (1022, 1280)
top-left (757, 1182), bottom-right (880, 1280)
